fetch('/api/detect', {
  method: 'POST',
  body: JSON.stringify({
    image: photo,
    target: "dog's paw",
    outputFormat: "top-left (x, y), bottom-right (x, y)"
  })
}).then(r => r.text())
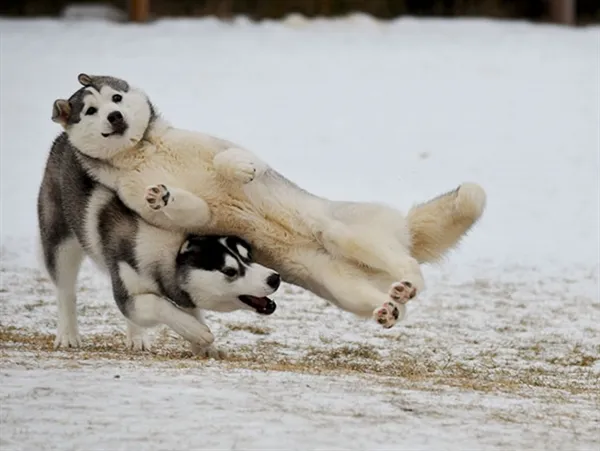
top-left (388, 281), bottom-right (417, 305)
top-left (125, 332), bottom-right (153, 352)
top-left (214, 149), bottom-right (262, 184)
top-left (190, 343), bottom-right (227, 360)
top-left (145, 184), bottom-right (171, 211)
top-left (232, 161), bottom-right (257, 184)
top-left (53, 329), bottom-right (82, 349)
top-left (373, 301), bottom-right (403, 329)
top-left (220, 158), bottom-right (256, 184)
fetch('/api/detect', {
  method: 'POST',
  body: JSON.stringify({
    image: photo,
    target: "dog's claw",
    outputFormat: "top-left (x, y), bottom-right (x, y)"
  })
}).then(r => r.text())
top-left (125, 334), bottom-right (153, 352)
top-left (53, 330), bottom-right (82, 349)
top-left (231, 162), bottom-right (256, 184)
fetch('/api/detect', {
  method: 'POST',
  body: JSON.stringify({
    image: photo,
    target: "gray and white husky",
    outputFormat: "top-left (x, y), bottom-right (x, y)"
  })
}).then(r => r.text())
top-left (37, 130), bottom-right (281, 356)
top-left (51, 73), bottom-right (486, 330)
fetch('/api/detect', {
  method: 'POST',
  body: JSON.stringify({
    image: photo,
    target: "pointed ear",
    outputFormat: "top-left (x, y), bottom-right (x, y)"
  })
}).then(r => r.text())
top-left (78, 73), bottom-right (94, 86)
top-left (179, 237), bottom-right (207, 255)
top-left (52, 99), bottom-right (71, 127)
top-left (179, 239), bottom-right (193, 255)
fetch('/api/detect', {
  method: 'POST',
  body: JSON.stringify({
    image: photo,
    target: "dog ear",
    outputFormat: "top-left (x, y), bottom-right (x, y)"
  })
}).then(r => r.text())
top-left (179, 239), bottom-right (193, 255)
top-left (179, 236), bottom-right (207, 255)
top-left (78, 73), bottom-right (94, 87)
top-left (52, 99), bottom-right (71, 127)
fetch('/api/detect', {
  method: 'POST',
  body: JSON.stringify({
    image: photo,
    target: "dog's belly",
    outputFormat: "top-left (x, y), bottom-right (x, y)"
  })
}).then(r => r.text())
top-left (172, 165), bottom-right (320, 252)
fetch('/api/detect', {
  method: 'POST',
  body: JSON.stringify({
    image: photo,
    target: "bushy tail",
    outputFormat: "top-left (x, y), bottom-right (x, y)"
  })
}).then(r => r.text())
top-left (407, 182), bottom-right (487, 264)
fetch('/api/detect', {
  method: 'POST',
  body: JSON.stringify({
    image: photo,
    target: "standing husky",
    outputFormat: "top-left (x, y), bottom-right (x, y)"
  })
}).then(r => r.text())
top-left (37, 134), bottom-right (281, 356)
top-left (51, 73), bottom-right (486, 330)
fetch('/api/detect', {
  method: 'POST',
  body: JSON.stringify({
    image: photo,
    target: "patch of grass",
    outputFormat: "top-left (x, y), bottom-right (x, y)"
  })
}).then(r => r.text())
top-left (226, 323), bottom-right (272, 335)
top-left (1, 325), bottom-right (598, 397)
top-left (546, 344), bottom-right (598, 368)
top-left (24, 300), bottom-right (46, 311)
top-left (305, 344), bottom-right (380, 362)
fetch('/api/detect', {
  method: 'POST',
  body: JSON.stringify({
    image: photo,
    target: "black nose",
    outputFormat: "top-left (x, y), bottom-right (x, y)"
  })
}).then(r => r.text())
top-left (107, 111), bottom-right (123, 124)
top-left (266, 273), bottom-right (281, 290)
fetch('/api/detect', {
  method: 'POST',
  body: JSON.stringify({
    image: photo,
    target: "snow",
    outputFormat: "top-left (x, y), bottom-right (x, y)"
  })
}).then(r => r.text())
top-left (1, 14), bottom-right (599, 450)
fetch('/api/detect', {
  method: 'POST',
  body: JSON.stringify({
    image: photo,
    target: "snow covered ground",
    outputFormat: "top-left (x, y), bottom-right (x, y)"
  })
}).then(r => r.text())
top-left (1, 14), bottom-right (599, 450)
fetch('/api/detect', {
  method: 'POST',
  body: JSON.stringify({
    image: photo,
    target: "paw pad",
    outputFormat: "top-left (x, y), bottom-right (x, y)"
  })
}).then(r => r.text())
top-left (389, 281), bottom-right (417, 304)
top-left (145, 184), bottom-right (170, 210)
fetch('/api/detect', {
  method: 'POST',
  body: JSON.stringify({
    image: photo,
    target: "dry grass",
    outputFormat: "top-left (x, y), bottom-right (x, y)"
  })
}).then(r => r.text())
top-left (226, 323), bottom-right (272, 335)
top-left (546, 344), bottom-right (599, 368)
top-left (1, 325), bottom-right (598, 399)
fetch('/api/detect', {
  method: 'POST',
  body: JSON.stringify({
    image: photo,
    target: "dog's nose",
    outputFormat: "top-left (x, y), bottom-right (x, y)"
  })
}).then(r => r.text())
top-left (266, 273), bottom-right (281, 290)
top-left (107, 111), bottom-right (123, 124)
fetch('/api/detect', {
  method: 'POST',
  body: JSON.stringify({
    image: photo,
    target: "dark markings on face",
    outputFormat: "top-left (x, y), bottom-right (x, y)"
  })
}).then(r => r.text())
top-left (64, 76), bottom-right (130, 126)
top-left (83, 75), bottom-right (130, 95)
top-left (223, 236), bottom-right (252, 264)
top-left (176, 235), bottom-right (254, 278)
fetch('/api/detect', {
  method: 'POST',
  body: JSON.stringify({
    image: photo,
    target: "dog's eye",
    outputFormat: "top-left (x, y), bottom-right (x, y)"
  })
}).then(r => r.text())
top-left (85, 107), bottom-right (97, 116)
top-left (222, 268), bottom-right (238, 278)
top-left (112, 94), bottom-right (122, 103)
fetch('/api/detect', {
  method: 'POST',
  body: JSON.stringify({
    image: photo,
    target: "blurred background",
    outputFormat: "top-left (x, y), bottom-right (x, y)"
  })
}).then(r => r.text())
top-left (1, 0), bottom-right (599, 25)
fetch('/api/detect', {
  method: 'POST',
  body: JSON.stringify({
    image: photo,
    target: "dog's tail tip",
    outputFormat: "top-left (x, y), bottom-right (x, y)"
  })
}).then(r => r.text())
top-left (407, 181), bottom-right (487, 264)
top-left (455, 182), bottom-right (487, 219)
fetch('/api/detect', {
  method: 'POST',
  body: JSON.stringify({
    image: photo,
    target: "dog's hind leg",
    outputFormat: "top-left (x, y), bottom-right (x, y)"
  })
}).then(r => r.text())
top-left (296, 250), bottom-right (407, 328)
top-left (43, 237), bottom-right (85, 349)
top-left (37, 152), bottom-right (85, 349)
top-left (319, 223), bottom-right (425, 299)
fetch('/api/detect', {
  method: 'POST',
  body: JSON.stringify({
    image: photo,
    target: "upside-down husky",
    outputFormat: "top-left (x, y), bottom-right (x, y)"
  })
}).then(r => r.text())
top-left (51, 73), bottom-right (486, 329)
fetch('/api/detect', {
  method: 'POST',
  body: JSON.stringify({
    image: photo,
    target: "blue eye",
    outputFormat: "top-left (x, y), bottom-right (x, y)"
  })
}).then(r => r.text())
top-left (85, 107), bottom-right (97, 116)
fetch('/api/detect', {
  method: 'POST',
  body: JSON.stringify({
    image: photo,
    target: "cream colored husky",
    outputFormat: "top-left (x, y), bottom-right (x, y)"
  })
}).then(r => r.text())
top-left (52, 73), bottom-right (486, 329)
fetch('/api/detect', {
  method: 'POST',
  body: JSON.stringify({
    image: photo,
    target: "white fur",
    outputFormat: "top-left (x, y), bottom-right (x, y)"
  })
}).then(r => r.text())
top-left (68, 86), bottom-right (151, 160)
top-left (125, 321), bottom-right (153, 351)
top-left (117, 262), bottom-right (214, 347)
top-left (53, 238), bottom-right (85, 349)
top-left (182, 258), bottom-right (278, 313)
top-left (67, 80), bottom-right (486, 329)
top-left (83, 187), bottom-right (115, 269)
top-left (236, 243), bottom-right (249, 260)
top-left (189, 309), bottom-right (226, 359)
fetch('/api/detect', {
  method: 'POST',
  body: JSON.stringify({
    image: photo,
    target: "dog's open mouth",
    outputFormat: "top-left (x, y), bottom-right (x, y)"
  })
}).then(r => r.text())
top-left (238, 295), bottom-right (276, 315)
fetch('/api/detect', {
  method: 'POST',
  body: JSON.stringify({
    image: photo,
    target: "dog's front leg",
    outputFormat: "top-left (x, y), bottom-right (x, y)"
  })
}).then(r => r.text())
top-left (188, 308), bottom-right (227, 359)
top-left (125, 321), bottom-right (153, 351)
top-left (213, 148), bottom-right (268, 184)
top-left (125, 294), bottom-right (215, 348)
top-left (144, 184), bottom-right (212, 229)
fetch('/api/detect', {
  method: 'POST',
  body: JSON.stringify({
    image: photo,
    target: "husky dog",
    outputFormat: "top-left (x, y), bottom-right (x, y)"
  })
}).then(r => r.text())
top-left (37, 135), bottom-right (281, 355)
top-left (51, 73), bottom-right (486, 330)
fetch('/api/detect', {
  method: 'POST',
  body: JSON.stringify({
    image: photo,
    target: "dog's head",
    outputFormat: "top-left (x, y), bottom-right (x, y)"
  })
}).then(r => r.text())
top-left (52, 73), bottom-right (155, 160)
top-left (176, 235), bottom-right (280, 315)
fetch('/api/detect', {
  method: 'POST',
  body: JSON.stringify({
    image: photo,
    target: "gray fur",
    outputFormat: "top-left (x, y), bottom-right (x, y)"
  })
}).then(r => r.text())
top-left (78, 73), bottom-right (130, 93)
top-left (38, 132), bottom-right (279, 351)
